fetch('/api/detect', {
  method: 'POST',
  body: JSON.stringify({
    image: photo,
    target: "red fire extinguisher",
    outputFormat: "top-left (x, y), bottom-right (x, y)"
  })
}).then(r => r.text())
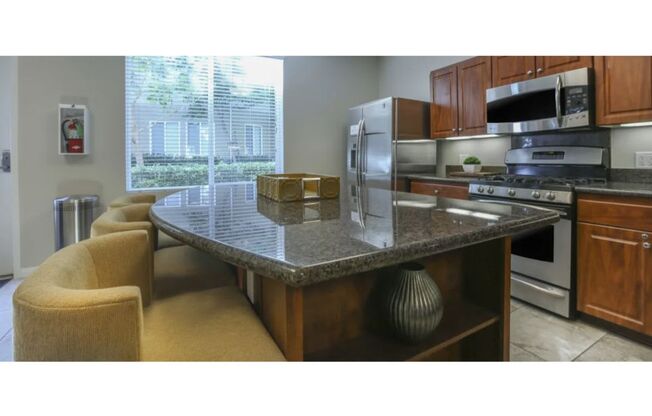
top-left (62, 118), bottom-right (84, 153)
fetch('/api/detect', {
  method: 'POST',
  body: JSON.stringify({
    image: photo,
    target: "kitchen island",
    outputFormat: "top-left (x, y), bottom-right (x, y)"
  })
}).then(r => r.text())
top-left (151, 184), bottom-right (558, 361)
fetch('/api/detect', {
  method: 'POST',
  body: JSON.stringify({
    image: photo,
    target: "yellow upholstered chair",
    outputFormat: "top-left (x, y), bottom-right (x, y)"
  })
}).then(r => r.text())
top-left (108, 193), bottom-right (182, 249)
top-left (13, 231), bottom-right (285, 361)
top-left (92, 203), bottom-right (158, 250)
top-left (108, 193), bottom-right (156, 209)
top-left (91, 204), bottom-right (235, 298)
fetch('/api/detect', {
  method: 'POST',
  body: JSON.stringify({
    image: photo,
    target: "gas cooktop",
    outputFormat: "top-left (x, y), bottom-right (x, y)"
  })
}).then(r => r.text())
top-left (469, 175), bottom-right (607, 205)
top-left (472, 175), bottom-right (607, 189)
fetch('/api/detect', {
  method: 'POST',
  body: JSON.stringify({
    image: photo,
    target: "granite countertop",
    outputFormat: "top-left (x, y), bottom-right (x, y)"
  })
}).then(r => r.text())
top-left (406, 174), bottom-right (473, 184)
top-left (575, 182), bottom-right (652, 198)
top-left (151, 184), bottom-right (558, 287)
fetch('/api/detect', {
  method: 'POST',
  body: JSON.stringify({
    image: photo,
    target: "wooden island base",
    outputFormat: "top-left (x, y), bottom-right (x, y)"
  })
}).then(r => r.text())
top-left (243, 237), bottom-right (511, 361)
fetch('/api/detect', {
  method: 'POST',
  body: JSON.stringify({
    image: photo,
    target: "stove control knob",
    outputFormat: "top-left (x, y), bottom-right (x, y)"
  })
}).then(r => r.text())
top-left (487, 186), bottom-right (494, 194)
top-left (508, 189), bottom-right (516, 197)
top-left (531, 191), bottom-right (541, 199)
top-left (546, 192), bottom-right (556, 201)
top-left (477, 185), bottom-right (485, 193)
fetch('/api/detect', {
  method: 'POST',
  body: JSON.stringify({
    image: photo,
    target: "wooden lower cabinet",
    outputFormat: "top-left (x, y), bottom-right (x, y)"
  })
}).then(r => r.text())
top-left (577, 222), bottom-right (652, 335)
top-left (410, 180), bottom-right (469, 200)
top-left (253, 238), bottom-right (511, 361)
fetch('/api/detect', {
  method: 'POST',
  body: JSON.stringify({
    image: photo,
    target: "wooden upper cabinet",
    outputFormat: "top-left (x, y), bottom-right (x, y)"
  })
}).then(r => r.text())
top-left (595, 56), bottom-right (652, 125)
top-left (491, 56), bottom-right (593, 87)
top-left (577, 222), bottom-right (652, 335)
top-left (534, 56), bottom-right (593, 77)
top-left (430, 65), bottom-right (458, 138)
top-left (395, 98), bottom-right (430, 140)
top-left (457, 57), bottom-right (492, 136)
top-left (491, 56), bottom-right (536, 87)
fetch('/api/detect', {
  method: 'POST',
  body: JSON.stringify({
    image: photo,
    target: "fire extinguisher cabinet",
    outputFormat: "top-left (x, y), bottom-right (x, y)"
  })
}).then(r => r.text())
top-left (58, 104), bottom-right (89, 155)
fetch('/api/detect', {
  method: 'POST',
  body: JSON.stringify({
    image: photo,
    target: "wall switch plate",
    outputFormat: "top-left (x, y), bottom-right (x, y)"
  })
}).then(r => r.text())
top-left (635, 152), bottom-right (652, 168)
top-left (459, 154), bottom-right (470, 165)
top-left (1, 150), bottom-right (9, 172)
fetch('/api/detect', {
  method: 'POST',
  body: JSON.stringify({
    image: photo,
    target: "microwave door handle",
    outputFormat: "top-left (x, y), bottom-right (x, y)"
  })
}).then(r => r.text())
top-left (555, 75), bottom-right (563, 127)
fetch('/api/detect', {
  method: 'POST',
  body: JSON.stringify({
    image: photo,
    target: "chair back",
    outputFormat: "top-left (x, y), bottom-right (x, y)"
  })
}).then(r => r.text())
top-left (13, 231), bottom-right (152, 361)
top-left (108, 193), bottom-right (156, 210)
top-left (91, 203), bottom-right (157, 251)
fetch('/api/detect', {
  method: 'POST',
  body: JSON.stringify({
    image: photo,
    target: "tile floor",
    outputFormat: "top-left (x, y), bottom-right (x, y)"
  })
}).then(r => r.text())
top-left (1, 277), bottom-right (651, 362)
top-left (509, 298), bottom-right (652, 361)
top-left (0, 277), bottom-right (18, 361)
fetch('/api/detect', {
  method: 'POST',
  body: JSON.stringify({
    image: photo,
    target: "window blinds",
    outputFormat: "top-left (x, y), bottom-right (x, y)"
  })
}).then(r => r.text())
top-left (125, 56), bottom-right (283, 190)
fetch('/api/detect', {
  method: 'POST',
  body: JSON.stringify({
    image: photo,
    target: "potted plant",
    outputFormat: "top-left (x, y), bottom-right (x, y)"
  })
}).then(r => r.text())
top-left (462, 156), bottom-right (482, 173)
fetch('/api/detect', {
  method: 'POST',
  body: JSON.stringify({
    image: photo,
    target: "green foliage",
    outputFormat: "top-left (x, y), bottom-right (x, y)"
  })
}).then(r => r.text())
top-left (463, 156), bottom-right (481, 165)
top-left (130, 161), bottom-right (276, 189)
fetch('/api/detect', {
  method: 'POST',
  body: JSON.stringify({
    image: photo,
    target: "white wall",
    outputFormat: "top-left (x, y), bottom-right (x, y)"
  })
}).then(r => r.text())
top-left (611, 127), bottom-right (652, 168)
top-left (283, 57), bottom-right (379, 179)
top-left (378, 56), bottom-right (469, 101)
top-left (14, 56), bottom-right (379, 270)
top-left (17, 57), bottom-right (126, 269)
top-left (0, 57), bottom-right (17, 276)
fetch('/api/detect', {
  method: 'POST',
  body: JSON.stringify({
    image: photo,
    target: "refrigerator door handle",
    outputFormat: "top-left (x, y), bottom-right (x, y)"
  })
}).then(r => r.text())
top-left (355, 118), bottom-right (366, 230)
top-left (360, 118), bottom-right (367, 175)
top-left (356, 119), bottom-right (364, 185)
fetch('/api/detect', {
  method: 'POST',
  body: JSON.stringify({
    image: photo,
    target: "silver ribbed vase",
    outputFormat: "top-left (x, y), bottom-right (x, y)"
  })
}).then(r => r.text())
top-left (383, 262), bottom-right (444, 343)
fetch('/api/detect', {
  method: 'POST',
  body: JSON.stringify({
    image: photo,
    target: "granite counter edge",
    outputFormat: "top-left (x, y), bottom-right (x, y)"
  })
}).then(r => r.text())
top-left (150, 206), bottom-right (558, 288)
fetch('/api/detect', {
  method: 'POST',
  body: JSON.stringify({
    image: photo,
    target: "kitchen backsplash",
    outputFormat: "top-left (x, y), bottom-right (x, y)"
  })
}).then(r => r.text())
top-left (436, 136), bottom-right (511, 177)
top-left (434, 126), bottom-right (652, 177)
top-left (610, 168), bottom-right (652, 182)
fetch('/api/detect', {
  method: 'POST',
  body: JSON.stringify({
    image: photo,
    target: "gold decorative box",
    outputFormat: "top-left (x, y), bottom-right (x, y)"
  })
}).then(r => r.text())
top-left (256, 173), bottom-right (340, 202)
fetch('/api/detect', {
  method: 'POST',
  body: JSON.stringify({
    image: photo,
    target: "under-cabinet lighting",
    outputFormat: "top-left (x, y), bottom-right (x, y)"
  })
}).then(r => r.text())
top-left (616, 121), bottom-right (652, 128)
top-left (444, 134), bottom-right (502, 141)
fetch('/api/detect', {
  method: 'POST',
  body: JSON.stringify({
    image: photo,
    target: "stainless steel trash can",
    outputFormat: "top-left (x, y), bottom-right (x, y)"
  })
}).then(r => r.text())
top-left (54, 195), bottom-right (99, 251)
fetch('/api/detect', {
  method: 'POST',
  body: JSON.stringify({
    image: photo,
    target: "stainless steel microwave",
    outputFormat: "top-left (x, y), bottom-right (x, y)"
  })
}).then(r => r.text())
top-left (486, 67), bottom-right (594, 135)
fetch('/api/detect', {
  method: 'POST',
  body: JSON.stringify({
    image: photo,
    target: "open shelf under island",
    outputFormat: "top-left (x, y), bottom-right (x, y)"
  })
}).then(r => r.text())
top-left (151, 184), bottom-right (558, 361)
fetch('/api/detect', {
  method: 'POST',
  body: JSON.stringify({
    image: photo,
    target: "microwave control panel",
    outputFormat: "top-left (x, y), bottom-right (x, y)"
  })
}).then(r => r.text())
top-left (564, 86), bottom-right (590, 115)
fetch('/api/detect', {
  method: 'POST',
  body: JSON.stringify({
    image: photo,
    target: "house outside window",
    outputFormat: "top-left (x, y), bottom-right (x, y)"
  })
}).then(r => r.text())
top-left (244, 124), bottom-right (263, 156)
top-left (149, 121), bottom-right (181, 155)
top-left (125, 56), bottom-right (283, 190)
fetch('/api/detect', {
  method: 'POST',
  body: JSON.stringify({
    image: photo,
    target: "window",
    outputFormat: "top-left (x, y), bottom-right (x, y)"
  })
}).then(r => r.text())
top-left (244, 124), bottom-right (263, 156)
top-left (149, 121), bottom-right (181, 155)
top-left (125, 56), bottom-right (283, 190)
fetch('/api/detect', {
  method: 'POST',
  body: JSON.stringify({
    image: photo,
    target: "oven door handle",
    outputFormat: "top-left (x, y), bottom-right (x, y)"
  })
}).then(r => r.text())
top-left (512, 274), bottom-right (566, 298)
top-left (470, 198), bottom-right (569, 218)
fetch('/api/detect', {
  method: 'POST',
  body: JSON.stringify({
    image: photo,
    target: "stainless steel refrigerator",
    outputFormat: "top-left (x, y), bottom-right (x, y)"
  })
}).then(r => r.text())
top-left (346, 97), bottom-right (436, 191)
top-left (346, 97), bottom-right (436, 241)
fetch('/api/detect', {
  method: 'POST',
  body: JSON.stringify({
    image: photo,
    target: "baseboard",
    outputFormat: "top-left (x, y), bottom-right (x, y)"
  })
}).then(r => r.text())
top-left (16, 266), bottom-right (37, 279)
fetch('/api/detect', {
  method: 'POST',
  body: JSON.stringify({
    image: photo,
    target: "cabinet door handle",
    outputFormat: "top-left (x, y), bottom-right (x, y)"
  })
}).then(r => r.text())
top-left (644, 242), bottom-right (651, 249)
top-left (433, 189), bottom-right (439, 195)
top-left (451, 128), bottom-right (456, 132)
top-left (458, 128), bottom-right (463, 132)
top-left (526, 70), bottom-right (534, 76)
top-left (642, 233), bottom-right (649, 240)
top-left (536, 67), bottom-right (544, 73)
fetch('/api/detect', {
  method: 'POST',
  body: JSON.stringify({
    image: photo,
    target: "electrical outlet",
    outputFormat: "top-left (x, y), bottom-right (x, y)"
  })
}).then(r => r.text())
top-left (635, 152), bottom-right (652, 168)
top-left (459, 154), bottom-right (470, 164)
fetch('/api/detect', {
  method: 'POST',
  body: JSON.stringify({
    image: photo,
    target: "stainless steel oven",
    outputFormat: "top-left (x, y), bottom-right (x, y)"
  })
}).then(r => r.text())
top-left (486, 67), bottom-right (594, 135)
top-left (510, 201), bottom-right (574, 317)
top-left (469, 196), bottom-right (574, 317)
